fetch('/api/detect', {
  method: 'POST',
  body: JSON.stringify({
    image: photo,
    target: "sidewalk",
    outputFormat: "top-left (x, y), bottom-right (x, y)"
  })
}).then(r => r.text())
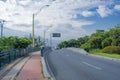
top-left (16, 52), bottom-right (47, 80)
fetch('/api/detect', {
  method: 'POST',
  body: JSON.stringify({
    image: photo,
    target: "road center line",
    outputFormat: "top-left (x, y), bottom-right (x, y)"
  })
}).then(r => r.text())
top-left (82, 61), bottom-right (102, 70)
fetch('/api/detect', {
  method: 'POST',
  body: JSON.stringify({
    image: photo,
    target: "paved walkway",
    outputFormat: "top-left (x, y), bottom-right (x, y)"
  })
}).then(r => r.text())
top-left (16, 52), bottom-right (47, 80)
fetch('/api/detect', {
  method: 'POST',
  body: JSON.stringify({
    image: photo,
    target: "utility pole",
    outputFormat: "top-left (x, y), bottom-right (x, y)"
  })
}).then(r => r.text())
top-left (1, 23), bottom-right (3, 38)
top-left (44, 25), bottom-right (52, 46)
top-left (0, 20), bottom-right (5, 38)
top-left (43, 30), bottom-right (46, 46)
top-left (32, 5), bottom-right (50, 47)
top-left (32, 14), bottom-right (35, 47)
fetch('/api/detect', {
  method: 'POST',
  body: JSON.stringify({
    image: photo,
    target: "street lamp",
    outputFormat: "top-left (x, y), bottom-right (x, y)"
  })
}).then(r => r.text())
top-left (44, 25), bottom-right (52, 46)
top-left (32, 5), bottom-right (50, 47)
top-left (0, 20), bottom-right (5, 38)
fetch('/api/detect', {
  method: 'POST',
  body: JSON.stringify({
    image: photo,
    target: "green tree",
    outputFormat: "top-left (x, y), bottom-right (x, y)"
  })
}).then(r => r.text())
top-left (88, 36), bottom-right (103, 49)
top-left (58, 41), bottom-right (68, 48)
top-left (77, 36), bottom-right (89, 46)
top-left (0, 36), bottom-right (32, 51)
top-left (14, 37), bottom-right (32, 48)
top-left (80, 43), bottom-right (92, 52)
top-left (58, 25), bottom-right (120, 50)
top-left (102, 37), bottom-right (113, 48)
top-left (67, 39), bottom-right (79, 47)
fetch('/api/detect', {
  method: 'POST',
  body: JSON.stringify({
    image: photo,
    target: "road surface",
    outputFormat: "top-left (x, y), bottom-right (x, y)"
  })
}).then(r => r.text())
top-left (46, 48), bottom-right (120, 80)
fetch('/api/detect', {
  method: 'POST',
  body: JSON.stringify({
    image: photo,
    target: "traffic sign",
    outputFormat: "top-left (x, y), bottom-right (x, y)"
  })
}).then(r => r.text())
top-left (52, 33), bottom-right (61, 37)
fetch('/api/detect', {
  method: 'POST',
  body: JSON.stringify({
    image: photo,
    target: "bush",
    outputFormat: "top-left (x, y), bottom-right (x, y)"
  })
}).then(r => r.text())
top-left (80, 43), bottom-right (92, 52)
top-left (102, 37), bottom-right (112, 48)
top-left (89, 49), bottom-right (101, 54)
top-left (0, 46), bottom-right (11, 52)
top-left (102, 46), bottom-right (120, 54)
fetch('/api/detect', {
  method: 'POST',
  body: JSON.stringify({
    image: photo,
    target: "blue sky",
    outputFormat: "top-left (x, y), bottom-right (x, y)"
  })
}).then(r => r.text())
top-left (0, 0), bottom-right (120, 40)
top-left (82, 12), bottom-right (120, 34)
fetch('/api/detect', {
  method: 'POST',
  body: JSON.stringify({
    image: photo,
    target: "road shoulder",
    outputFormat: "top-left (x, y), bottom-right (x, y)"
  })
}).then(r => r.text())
top-left (67, 48), bottom-right (120, 62)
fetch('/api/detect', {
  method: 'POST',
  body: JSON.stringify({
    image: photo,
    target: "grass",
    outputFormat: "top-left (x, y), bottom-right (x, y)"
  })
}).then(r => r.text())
top-left (89, 49), bottom-right (120, 59)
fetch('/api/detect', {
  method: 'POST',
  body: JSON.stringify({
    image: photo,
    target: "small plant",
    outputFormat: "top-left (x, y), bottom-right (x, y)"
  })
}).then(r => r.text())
top-left (102, 46), bottom-right (120, 54)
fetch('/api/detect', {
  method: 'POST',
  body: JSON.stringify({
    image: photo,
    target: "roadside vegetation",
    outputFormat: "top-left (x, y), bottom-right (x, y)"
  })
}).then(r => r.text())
top-left (89, 49), bottom-right (120, 59)
top-left (0, 36), bottom-right (43, 52)
top-left (58, 25), bottom-right (120, 59)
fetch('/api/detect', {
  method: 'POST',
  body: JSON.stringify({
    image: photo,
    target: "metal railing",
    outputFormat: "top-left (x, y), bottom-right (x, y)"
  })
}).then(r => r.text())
top-left (41, 47), bottom-right (52, 57)
top-left (0, 47), bottom-right (40, 69)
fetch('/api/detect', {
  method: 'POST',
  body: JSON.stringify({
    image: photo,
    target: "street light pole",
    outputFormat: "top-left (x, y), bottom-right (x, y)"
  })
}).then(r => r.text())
top-left (43, 25), bottom-right (52, 46)
top-left (32, 5), bottom-right (50, 47)
top-left (44, 30), bottom-right (46, 44)
top-left (32, 14), bottom-right (35, 47)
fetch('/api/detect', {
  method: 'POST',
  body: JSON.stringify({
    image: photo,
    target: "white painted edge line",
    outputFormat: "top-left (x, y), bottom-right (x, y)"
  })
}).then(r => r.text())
top-left (82, 61), bottom-right (102, 70)
top-left (41, 57), bottom-right (51, 78)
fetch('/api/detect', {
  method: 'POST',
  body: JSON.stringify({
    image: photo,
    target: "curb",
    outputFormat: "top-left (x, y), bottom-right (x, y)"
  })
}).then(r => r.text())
top-left (41, 56), bottom-right (55, 80)
top-left (41, 57), bottom-right (51, 78)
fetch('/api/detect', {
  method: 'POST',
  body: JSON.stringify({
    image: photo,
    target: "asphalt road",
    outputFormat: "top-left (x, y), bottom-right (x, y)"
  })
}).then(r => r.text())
top-left (46, 48), bottom-right (120, 80)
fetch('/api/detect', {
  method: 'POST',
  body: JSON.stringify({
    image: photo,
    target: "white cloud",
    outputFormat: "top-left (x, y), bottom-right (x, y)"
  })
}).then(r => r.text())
top-left (81, 10), bottom-right (94, 17)
top-left (114, 5), bottom-right (120, 10)
top-left (0, 0), bottom-right (115, 40)
top-left (97, 5), bottom-right (112, 18)
top-left (45, 24), bottom-right (88, 40)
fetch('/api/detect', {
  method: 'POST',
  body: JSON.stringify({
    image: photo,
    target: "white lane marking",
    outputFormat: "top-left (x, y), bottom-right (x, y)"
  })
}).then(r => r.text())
top-left (82, 61), bottom-right (102, 70)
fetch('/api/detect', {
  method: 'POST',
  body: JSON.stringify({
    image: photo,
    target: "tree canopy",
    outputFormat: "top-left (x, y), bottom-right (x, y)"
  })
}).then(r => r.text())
top-left (58, 25), bottom-right (120, 51)
top-left (0, 36), bottom-right (32, 51)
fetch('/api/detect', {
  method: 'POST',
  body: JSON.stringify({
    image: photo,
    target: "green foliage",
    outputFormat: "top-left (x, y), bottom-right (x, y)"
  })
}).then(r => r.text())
top-left (58, 41), bottom-right (68, 48)
top-left (102, 46), bottom-right (120, 54)
top-left (77, 36), bottom-right (89, 45)
top-left (107, 25), bottom-right (120, 46)
top-left (90, 52), bottom-right (120, 59)
top-left (14, 37), bottom-right (32, 48)
top-left (89, 49), bottom-right (101, 54)
top-left (58, 36), bottom-right (89, 48)
top-left (58, 25), bottom-right (120, 52)
top-left (80, 43), bottom-right (92, 52)
top-left (0, 46), bottom-right (11, 51)
top-left (102, 37), bottom-right (113, 48)
top-left (0, 36), bottom-right (32, 51)
top-left (67, 39), bottom-right (80, 48)
top-left (88, 36), bottom-right (103, 49)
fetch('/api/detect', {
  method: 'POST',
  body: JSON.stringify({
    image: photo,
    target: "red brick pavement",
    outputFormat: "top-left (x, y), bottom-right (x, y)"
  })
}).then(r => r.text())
top-left (16, 52), bottom-right (47, 80)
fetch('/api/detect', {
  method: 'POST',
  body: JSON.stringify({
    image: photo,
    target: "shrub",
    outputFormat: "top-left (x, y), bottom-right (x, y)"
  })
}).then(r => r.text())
top-left (102, 37), bottom-right (112, 48)
top-left (80, 43), bottom-right (92, 52)
top-left (89, 49), bottom-right (101, 54)
top-left (0, 46), bottom-right (11, 52)
top-left (102, 46), bottom-right (120, 54)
